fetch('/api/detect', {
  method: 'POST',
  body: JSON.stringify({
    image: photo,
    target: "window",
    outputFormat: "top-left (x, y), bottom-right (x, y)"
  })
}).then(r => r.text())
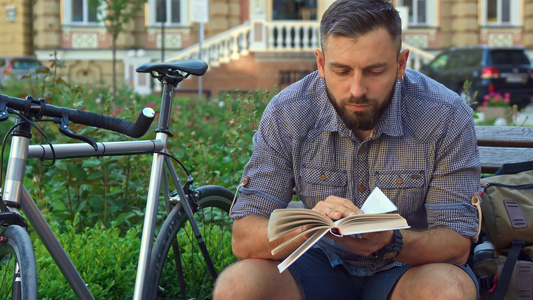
top-left (397, 0), bottom-right (434, 26)
top-left (428, 53), bottom-right (449, 72)
top-left (272, 0), bottom-right (317, 20)
top-left (490, 50), bottom-right (530, 65)
top-left (63, 0), bottom-right (103, 25)
top-left (482, 0), bottom-right (520, 26)
top-left (149, 0), bottom-right (189, 26)
top-left (487, 0), bottom-right (510, 24)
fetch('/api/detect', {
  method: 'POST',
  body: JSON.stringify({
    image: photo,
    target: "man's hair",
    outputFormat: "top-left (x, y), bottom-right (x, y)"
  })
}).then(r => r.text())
top-left (320, 0), bottom-right (402, 53)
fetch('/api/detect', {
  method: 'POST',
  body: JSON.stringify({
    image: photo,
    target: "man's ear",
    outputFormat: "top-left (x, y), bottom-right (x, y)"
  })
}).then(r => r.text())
top-left (397, 49), bottom-right (410, 78)
top-left (315, 49), bottom-right (325, 78)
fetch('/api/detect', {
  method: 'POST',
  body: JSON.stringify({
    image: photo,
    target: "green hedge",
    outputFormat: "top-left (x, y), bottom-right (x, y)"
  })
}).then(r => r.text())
top-left (32, 215), bottom-right (141, 299)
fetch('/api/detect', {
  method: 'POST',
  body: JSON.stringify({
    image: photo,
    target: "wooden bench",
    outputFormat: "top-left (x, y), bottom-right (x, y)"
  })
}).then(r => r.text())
top-left (476, 125), bottom-right (533, 173)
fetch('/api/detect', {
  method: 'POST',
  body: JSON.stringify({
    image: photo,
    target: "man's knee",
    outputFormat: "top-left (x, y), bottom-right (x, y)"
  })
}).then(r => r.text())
top-left (391, 263), bottom-right (477, 300)
top-left (213, 258), bottom-right (302, 300)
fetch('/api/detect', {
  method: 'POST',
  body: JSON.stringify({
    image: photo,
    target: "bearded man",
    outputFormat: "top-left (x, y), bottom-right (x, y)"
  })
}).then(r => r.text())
top-left (213, 1), bottom-right (481, 299)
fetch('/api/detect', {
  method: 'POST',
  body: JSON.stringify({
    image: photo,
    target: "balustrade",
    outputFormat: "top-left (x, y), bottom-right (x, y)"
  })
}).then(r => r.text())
top-left (166, 22), bottom-right (433, 73)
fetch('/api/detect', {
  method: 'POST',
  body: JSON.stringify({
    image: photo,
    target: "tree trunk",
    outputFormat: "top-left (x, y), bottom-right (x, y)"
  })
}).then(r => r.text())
top-left (112, 37), bottom-right (117, 100)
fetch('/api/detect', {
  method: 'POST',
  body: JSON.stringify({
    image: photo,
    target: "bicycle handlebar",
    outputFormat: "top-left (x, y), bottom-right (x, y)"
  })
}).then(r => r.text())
top-left (0, 94), bottom-right (156, 138)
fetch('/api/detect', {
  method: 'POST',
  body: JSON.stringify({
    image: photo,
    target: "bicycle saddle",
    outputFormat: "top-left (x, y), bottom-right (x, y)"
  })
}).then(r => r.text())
top-left (136, 59), bottom-right (208, 76)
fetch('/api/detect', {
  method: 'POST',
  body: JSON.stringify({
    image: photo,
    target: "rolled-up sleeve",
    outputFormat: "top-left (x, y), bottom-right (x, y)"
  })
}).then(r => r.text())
top-left (425, 103), bottom-right (481, 239)
top-left (230, 100), bottom-right (296, 219)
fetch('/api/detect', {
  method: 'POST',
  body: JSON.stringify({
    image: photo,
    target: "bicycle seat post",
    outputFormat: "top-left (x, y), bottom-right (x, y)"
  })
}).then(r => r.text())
top-left (156, 80), bottom-right (178, 136)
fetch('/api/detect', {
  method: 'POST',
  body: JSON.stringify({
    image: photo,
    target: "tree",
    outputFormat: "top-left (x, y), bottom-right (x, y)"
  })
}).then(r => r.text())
top-left (92, 0), bottom-right (146, 99)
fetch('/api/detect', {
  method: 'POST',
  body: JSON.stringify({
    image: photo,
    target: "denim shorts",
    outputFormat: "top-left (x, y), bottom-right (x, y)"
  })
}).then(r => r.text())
top-left (287, 248), bottom-right (479, 300)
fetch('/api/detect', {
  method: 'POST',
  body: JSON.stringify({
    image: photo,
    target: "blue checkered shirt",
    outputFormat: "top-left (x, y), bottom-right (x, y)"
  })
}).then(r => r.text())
top-left (231, 69), bottom-right (481, 276)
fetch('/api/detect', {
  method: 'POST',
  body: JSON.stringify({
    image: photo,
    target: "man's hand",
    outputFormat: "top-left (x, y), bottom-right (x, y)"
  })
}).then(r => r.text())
top-left (312, 196), bottom-right (394, 256)
top-left (312, 196), bottom-right (363, 220)
top-left (330, 230), bottom-right (394, 256)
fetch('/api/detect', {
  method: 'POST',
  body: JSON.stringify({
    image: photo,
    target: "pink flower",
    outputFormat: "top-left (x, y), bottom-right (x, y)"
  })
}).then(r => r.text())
top-left (147, 102), bottom-right (156, 108)
top-left (113, 108), bottom-right (122, 117)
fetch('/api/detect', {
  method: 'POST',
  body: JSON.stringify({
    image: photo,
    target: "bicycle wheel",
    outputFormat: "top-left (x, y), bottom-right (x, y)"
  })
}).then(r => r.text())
top-left (0, 225), bottom-right (37, 300)
top-left (147, 185), bottom-right (236, 300)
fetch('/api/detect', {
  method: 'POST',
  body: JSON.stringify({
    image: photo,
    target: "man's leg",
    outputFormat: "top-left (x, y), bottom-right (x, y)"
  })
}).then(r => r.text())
top-left (213, 258), bottom-right (303, 300)
top-left (390, 263), bottom-right (478, 300)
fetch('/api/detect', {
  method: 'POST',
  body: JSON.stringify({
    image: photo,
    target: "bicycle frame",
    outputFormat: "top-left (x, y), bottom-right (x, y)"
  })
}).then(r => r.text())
top-left (1, 81), bottom-right (208, 299)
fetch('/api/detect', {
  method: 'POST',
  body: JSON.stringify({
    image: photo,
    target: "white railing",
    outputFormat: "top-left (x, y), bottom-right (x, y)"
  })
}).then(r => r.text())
top-left (264, 20), bottom-right (320, 51)
top-left (168, 22), bottom-right (251, 67)
top-left (167, 20), bottom-right (321, 65)
top-left (403, 42), bottom-right (435, 71)
top-left (166, 22), bottom-right (434, 71)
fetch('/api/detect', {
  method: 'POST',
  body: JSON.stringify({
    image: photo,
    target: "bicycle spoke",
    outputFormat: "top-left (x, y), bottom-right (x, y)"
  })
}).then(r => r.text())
top-left (0, 255), bottom-right (14, 299)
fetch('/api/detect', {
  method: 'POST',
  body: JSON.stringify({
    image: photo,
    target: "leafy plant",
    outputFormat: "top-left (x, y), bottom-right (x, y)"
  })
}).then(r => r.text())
top-left (462, 81), bottom-right (479, 119)
top-left (32, 215), bottom-right (142, 299)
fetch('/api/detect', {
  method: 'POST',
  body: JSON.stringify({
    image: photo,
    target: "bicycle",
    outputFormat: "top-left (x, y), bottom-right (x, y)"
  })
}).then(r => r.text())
top-left (0, 59), bottom-right (237, 299)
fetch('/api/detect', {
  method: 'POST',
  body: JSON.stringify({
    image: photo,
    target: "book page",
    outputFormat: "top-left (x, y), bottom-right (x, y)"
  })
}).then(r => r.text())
top-left (268, 209), bottom-right (333, 241)
top-left (271, 224), bottom-right (332, 256)
top-left (276, 228), bottom-right (330, 273)
top-left (360, 187), bottom-right (397, 214)
top-left (333, 214), bottom-right (409, 236)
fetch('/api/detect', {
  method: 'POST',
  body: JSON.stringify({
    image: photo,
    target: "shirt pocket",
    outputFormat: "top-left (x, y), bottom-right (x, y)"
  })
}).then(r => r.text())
top-left (374, 169), bottom-right (426, 217)
top-left (298, 167), bottom-right (348, 208)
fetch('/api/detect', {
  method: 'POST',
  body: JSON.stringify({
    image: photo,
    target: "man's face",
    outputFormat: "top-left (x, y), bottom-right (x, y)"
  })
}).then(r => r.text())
top-left (316, 28), bottom-right (409, 132)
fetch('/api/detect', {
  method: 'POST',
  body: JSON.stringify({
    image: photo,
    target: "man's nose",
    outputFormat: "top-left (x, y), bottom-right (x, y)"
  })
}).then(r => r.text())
top-left (349, 73), bottom-right (367, 98)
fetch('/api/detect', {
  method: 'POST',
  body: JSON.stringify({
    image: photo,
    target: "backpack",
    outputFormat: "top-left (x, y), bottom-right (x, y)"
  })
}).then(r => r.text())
top-left (473, 161), bottom-right (533, 300)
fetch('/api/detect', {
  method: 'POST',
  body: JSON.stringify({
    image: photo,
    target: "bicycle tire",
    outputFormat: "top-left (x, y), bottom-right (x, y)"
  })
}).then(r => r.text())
top-left (0, 225), bottom-right (38, 300)
top-left (147, 185), bottom-right (236, 300)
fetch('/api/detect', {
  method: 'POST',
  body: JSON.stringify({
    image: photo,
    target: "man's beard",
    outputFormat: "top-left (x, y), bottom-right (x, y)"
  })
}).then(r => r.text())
top-left (326, 80), bottom-right (396, 132)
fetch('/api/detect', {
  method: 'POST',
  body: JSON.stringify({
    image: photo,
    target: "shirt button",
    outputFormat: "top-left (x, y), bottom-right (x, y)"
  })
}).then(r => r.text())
top-left (396, 178), bottom-right (404, 185)
top-left (359, 147), bottom-right (366, 153)
top-left (320, 174), bottom-right (327, 181)
top-left (359, 186), bottom-right (366, 192)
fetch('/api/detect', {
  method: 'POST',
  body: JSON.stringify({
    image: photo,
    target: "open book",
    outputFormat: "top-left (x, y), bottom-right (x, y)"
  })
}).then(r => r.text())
top-left (268, 187), bottom-right (410, 273)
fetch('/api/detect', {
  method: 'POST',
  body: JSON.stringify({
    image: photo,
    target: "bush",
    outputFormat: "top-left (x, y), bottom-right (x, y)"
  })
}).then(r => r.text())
top-left (32, 215), bottom-right (142, 299)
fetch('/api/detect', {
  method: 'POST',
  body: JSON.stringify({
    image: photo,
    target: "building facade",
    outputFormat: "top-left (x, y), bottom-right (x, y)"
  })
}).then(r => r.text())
top-left (0, 0), bottom-right (532, 96)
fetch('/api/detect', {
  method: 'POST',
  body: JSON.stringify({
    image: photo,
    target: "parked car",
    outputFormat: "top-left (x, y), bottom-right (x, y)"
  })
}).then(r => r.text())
top-left (420, 45), bottom-right (533, 109)
top-left (0, 57), bottom-right (44, 87)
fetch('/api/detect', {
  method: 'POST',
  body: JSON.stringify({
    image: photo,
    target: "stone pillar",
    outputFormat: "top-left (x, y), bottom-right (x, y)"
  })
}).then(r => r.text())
top-left (115, 17), bottom-right (136, 49)
top-left (450, 0), bottom-right (479, 46)
top-left (33, 0), bottom-right (61, 50)
top-left (249, 0), bottom-right (268, 50)
top-left (0, 0), bottom-right (34, 56)
top-left (525, 1), bottom-right (533, 49)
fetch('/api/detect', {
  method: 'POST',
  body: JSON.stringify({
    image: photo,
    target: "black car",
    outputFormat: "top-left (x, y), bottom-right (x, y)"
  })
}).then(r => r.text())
top-left (421, 45), bottom-right (533, 109)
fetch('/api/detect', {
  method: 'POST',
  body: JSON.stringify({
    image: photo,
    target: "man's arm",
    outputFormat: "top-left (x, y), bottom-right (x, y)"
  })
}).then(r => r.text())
top-left (232, 215), bottom-right (308, 260)
top-left (331, 228), bottom-right (470, 265)
top-left (399, 228), bottom-right (470, 265)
